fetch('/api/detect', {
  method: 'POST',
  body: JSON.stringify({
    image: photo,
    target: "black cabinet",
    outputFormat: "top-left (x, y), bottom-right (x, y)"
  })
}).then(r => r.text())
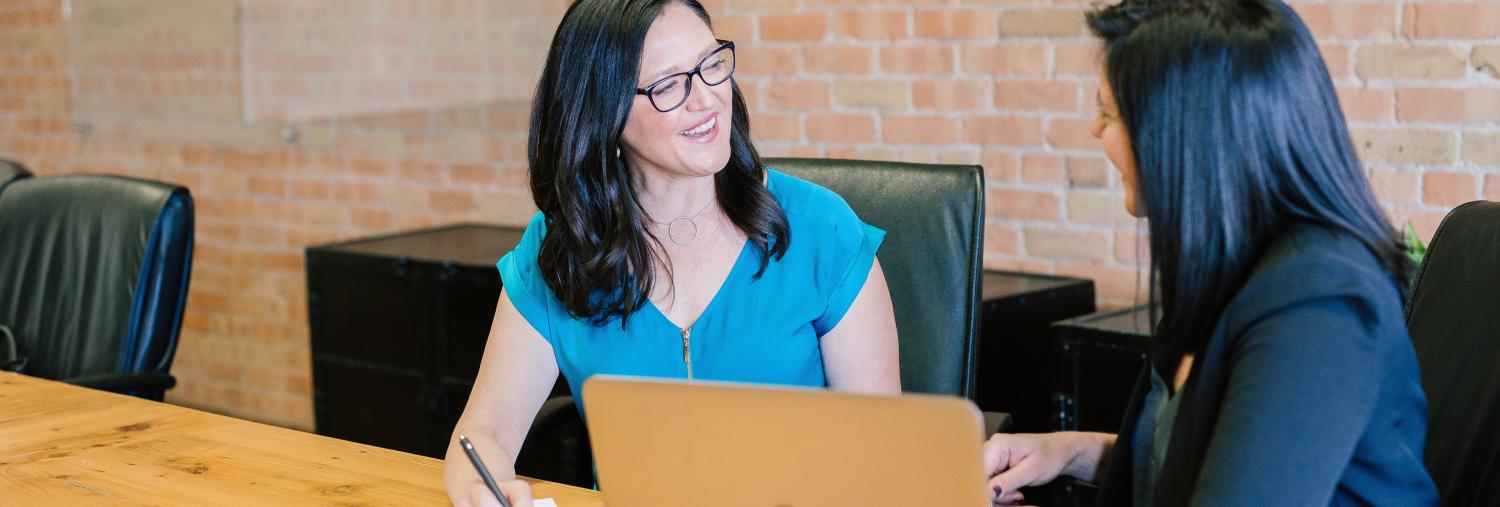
top-left (305, 223), bottom-right (527, 459)
top-left (974, 271), bottom-right (1095, 433)
top-left (1051, 305), bottom-right (1153, 433)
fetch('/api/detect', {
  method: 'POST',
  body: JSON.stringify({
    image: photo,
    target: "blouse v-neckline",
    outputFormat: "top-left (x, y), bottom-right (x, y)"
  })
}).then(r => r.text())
top-left (645, 238), bottom-right (754, 332)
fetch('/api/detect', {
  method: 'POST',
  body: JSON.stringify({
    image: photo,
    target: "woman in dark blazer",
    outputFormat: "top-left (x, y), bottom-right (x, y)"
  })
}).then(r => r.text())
top-left (982, 0), bottom-right (1439, 505)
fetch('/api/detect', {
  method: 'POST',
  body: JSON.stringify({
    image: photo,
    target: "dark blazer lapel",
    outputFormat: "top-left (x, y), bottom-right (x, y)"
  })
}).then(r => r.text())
top-left (1097, 363), bottom-right (1153, 506)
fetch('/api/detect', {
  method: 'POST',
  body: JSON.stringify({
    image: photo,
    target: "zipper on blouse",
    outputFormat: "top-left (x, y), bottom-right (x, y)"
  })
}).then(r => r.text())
top-left (681, 326), bottom-right (694, 381)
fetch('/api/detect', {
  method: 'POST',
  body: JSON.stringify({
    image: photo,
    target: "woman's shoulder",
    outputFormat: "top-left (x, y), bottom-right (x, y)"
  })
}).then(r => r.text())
top-left (513, 211), bottom-right (548, 250)
top-left (763, 166), bottom-right (860, 227)
top-left (1251, 224), bottom-right (1396, 291)
top-left (1224, 223), bottom-right (1404, 338)
top-left (499, 212), bottom-right (548, 273)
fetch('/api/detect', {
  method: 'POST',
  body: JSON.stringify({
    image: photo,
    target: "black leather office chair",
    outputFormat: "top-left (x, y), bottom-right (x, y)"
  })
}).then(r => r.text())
top-left (769, 158), bottom-right (986, 398)
top-left (0, 174), bottom-right (194, 401)
top-left (1406, 200), bottom-right (1500, 507)
top-left (516, 158), bottom-right (999, 487)
top-left (0, 158), bottom-right (31, 193)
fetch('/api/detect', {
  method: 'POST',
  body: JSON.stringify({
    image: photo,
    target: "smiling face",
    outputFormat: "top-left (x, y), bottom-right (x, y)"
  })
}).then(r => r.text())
top-left (618, 3), bottom-right (734, 181)
top-left (1091, 69), bottom-right (1143, 218)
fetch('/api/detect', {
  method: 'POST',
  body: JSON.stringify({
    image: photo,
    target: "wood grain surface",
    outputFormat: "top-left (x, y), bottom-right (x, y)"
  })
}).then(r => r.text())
top-left (0, 372), bottom-right (603, 506)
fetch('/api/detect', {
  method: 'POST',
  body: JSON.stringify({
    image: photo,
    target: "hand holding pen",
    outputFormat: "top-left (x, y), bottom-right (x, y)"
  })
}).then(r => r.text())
top-left (458, 434), bottom-right (534, 507)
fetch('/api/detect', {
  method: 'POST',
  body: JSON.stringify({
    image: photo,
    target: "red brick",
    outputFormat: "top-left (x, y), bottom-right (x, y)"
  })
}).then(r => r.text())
top-left (880, 45), bottom-right (955, 74)
top-left (984, 221), bottom-right (1020, 256)
top-left (913, 9), bottom-right (998, 39)
top-left (713, 14), bottom-right (754, 44)
top-left (247, 175), bottom-right (285, 197)
top-left (913, 79), bottom-right (990, 110)
top-left (1350, 129), bottom-right (1456, 165)
top-left (1485, 175), bottom-right (1500, 201)
top-left (1367, 168), bottom-right (1419, 205)
top-left (1356, 44), bottom-right (1467, 80)
top-left (1422, 172), bottom-right (1476, 207)
top-left (834, 79), bottom-right (908, 109)
top-left (981, 150), bottom-right (1021, 183)
top-left (429, 188), bottom-right (477, 213)
top-left (996, 81), bottom-right (1079, 111)
top-left (998, 8), bottom-right (1085, 37)
top-left (963, 117), bottom-right (1046, 147)
top-left (750, 112), bottom-right (801, 141)
top-left (833, 10), bottom-right (909, 41)
top-left (1046, 117), bottom-right (1097, 150)
top-left (738, 46), bottom-right (800, 76)
top-left (1114, 230), bottom-right (1150, 265)
top-left (1066, 156), bottom-right (1112, 189)
top-left (345, 157), bottom-right (393, 178)
top-left (1336, 86), bottom-right (1394, 124)
top-left (1320, 44), bottom-right (1352, 81)
top-left (961, 44), bottom-right (1048, 77)
top-left (1024, 228), bottom-right (1111, 261)
top-left (989, 188), bottom-right (1061, 221)
top-left (1477, 46), bottom-right (1500, 80)
top-left (761, 13), bottom-right (828, 42)
top-left (1067, 190), bottom-right (1132, 226)
top-left (801, 45), bottom-right (875, 75)
top-left (1404, 3), bottom-right (1500, 39)
top-left (883, 115), bottom-right (960, 144)
top-left (763, 79), bottom-right (831, 109)
top-left (1464, 132), bottom-right (1500, 167)
top-left (1055, 43), bottom-right (1101, 77)
top-left (1397, 88), bottom-right (1500, 124)
top-left (351, 209), bottom-right (396, 231)
top-left (450, 163), bottom-right (496, 184)
top-left (289, 180), bottom-right (330, 200)
top-left (1021, 153), bottom-right (1064, 185)
top-left (892, 147), bottom-right (979, 165)
top-left (807, 114), bottom-right (876, 143)
top-left (1293, 3), bottom-right (1398, 40)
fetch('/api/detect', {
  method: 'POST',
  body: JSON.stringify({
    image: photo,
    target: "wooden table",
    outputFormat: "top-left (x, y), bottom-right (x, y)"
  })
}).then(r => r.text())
top-left (0, 372), bottom-right (604, 506)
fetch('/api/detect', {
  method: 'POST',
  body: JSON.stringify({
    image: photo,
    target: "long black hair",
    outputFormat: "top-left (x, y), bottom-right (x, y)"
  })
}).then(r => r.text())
top-left (528, 0), bottom-right (789, 325)
top-left (1086, 0), bottom-right (1410, 352)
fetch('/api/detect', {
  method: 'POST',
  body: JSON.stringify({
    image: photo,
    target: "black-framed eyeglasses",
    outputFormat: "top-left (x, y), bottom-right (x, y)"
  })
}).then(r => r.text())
top-left (635, 40), bottom-right (736, 113)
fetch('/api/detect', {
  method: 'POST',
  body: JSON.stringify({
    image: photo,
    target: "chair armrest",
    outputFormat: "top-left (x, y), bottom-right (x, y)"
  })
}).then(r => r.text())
top-left (517, 395), bottom-right (593, 488)
top-left (62, 372), bottom-right (176, 400)
top-left (983, 410), bottom-right (1014, 436)
top-left (1053, 476), bottom-right (1100, 506)
top-left (530, 395), bottom-right (579, 434)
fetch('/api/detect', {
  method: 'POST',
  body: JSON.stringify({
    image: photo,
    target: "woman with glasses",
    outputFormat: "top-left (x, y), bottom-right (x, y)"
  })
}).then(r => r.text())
top-left (981, 0), bottom-right (1437, 505)
top-left (444, 1), bottom-right (900, 505)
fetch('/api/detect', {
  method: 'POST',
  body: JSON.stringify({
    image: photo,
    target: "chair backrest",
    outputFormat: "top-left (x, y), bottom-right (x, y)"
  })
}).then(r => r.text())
top-left (0, 174), bottom-right (194, 381)
top-left (1406, 200), bottom-right (1500, 507)
top-left (0, 158), bottom-right (31, 193)
top-left (767, 158), bottom-right (984, 397)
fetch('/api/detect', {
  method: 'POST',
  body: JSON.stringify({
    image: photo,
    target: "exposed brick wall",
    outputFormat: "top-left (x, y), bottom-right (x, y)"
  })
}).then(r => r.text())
top-left (1, 0), bottom-right (1494, 429)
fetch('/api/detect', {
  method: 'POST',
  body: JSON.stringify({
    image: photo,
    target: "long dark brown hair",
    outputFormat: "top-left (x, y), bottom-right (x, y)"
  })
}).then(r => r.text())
top-left (528, 0), bottom-right (789, 325)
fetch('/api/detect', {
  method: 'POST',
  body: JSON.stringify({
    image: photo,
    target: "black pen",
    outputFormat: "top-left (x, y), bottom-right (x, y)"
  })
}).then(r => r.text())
top-left (459, 434), bottom-right (513, 507)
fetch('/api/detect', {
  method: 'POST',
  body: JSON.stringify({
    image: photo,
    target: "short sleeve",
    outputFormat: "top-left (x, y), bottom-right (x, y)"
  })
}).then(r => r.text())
top-left (496, 212), bottom-right (555, 344)
top-left (811, 203), bottom-right (886, 336)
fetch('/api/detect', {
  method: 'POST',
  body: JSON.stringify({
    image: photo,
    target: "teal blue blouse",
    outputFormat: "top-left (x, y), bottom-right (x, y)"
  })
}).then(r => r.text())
top-left (497, 168), bottom-right (885, 413)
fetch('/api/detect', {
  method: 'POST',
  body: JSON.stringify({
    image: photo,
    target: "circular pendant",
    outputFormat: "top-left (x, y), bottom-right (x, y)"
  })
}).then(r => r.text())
top-left (667, 217), bottom-right (698, 246)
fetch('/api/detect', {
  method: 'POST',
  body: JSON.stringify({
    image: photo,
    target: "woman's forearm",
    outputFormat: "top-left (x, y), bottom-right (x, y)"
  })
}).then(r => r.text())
top-left (443, 423), bottom-right (518, 502)
top-left (1063, 431), bottom-right (1117, 482)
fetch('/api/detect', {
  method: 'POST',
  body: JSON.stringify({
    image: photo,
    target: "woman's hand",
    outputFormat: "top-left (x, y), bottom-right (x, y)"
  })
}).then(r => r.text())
top-left (456, 479), bottom-right (533, 507)
top-left (982, 432), bottom-right (1115, 505)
